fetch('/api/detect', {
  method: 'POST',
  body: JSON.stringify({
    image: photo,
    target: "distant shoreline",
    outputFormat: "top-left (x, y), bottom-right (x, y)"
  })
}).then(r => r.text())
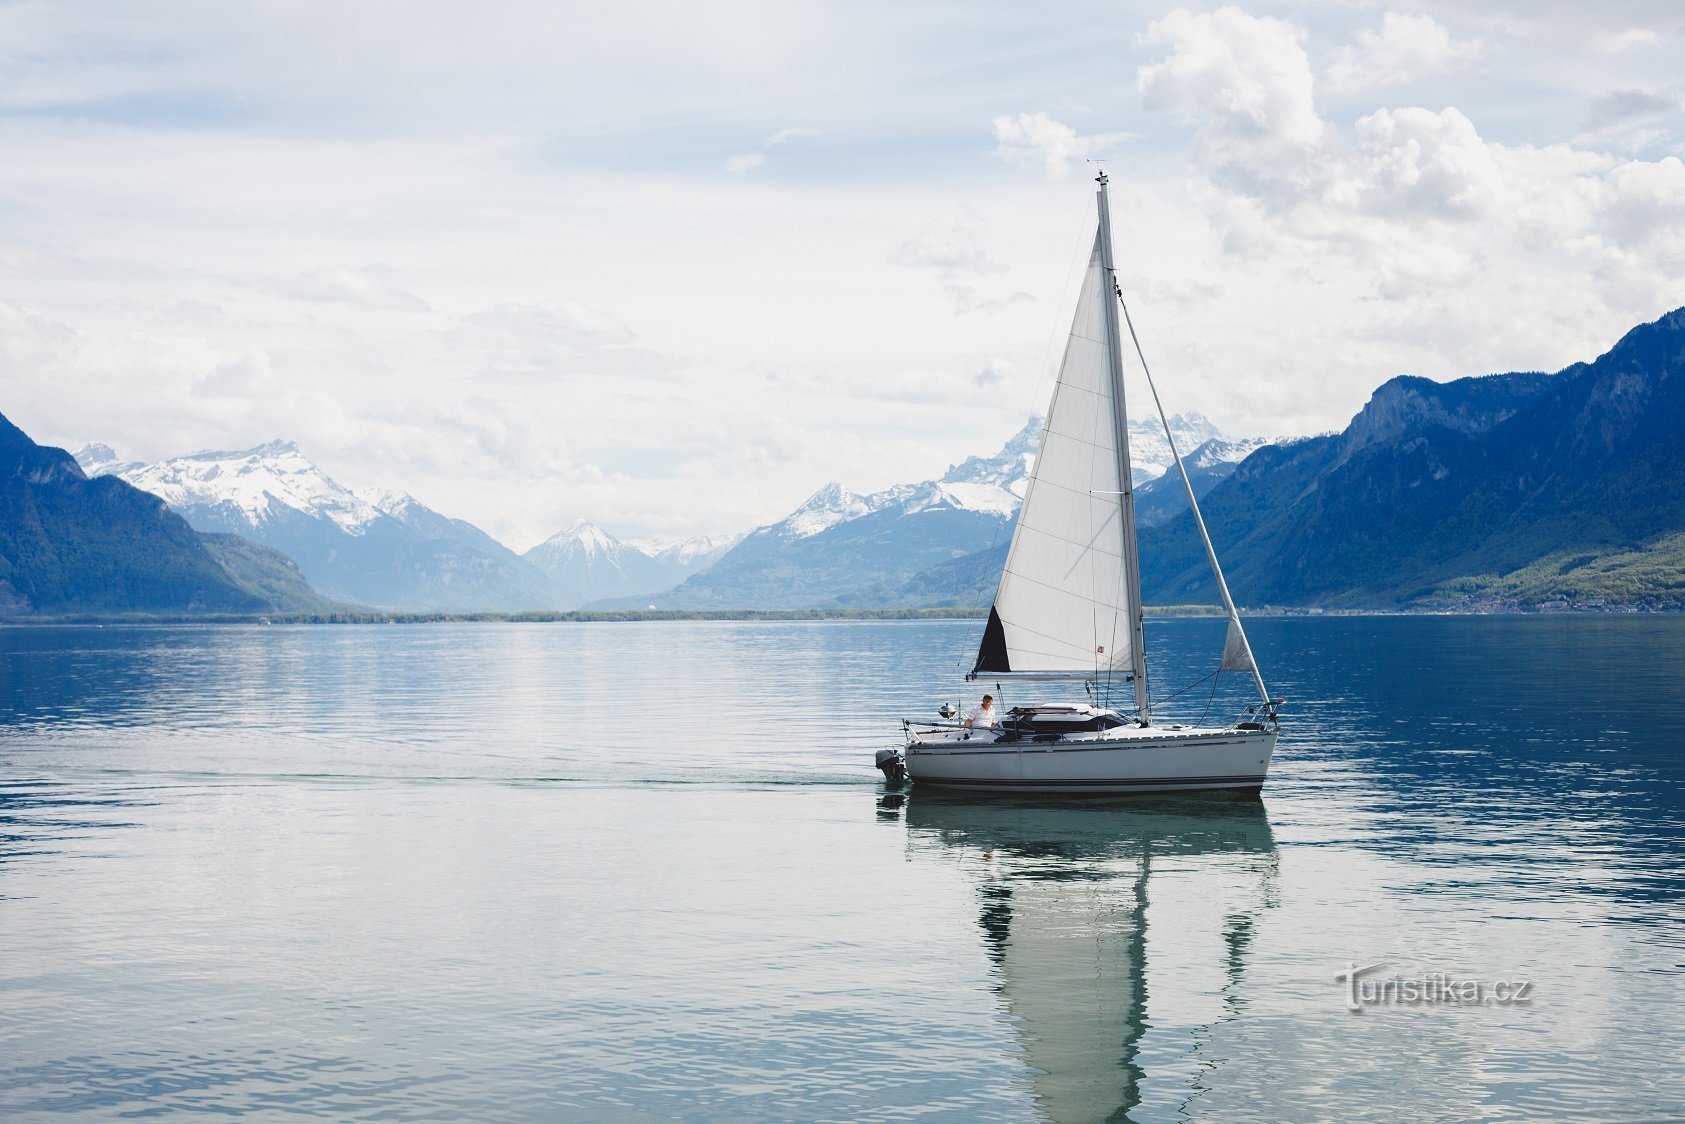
top-left (1, 604), bottom-right (1674, 626)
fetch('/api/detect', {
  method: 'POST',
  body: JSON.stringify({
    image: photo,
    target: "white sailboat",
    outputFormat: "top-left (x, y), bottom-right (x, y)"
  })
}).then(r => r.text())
top-left (883, 173), bottom-right (1282, 794)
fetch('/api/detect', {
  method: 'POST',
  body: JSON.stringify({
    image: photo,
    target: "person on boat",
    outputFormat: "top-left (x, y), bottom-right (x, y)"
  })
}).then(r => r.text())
top-left (964, 694), bottom-right (998, 728)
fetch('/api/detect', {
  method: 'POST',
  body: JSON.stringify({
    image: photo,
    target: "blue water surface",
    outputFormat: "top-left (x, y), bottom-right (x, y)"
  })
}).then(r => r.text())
top-left (1, 616), bottom-right (1681, 1121)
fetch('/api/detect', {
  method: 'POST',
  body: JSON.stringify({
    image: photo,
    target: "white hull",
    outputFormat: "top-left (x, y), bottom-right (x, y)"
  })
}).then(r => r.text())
top-left (903, 724), bottom-right (1276, 794)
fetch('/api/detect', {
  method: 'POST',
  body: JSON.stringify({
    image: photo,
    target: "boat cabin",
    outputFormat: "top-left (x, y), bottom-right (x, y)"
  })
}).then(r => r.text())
top-left (998, 703), bottom-right (1131, 740)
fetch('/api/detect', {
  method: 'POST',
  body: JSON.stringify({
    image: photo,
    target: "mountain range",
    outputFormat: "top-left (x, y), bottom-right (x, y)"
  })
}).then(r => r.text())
top-left (18, 305), bottom-right (1680, 617)
top-left (74, 442), bottom-right (743, 612)
top-left (77, 442), bottom-right (571, 612)
top-left (615, 413), bottom-right (1254, 610)
top-left (1137, 308), bottom-right (1685, 610)
top-left (523, 522), bottom-right (738, 604)
top-left (0, 414), bottom-right (336, 615)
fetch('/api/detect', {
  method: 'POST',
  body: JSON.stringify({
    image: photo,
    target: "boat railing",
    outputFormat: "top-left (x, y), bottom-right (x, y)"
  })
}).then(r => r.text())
top-left (902, 717), bottom-right (1005, 737)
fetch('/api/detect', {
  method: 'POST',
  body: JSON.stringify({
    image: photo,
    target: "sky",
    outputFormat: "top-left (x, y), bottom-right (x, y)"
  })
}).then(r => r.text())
top-left (0, 1), bottom-right (1681, 550)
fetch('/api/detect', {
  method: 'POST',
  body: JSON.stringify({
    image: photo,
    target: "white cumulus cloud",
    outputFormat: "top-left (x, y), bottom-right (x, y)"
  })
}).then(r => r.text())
top-left (1350, 107), bottom-right (1505, 219)
top-left (992, 112), bottom-right (1131, 178)
top-left (1327, 12), bottom-right (1485, 93)
top-left (1137, 7), bottom-right (1325, 205)
top-left (1128, 3), bottom-right (1685, 410)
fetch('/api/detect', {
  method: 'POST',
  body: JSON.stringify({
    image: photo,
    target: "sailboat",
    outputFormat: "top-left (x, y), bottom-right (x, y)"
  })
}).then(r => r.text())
top-left (883, 172), bottom-right (1283, 794)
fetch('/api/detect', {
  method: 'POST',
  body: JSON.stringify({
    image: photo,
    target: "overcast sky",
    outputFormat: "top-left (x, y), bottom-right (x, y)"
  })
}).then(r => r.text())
top-left (1, 1), bottom-right (1681, 549)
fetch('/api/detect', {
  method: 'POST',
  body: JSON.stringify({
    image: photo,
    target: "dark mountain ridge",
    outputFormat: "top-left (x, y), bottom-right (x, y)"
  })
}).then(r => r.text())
top-left (0, 411), bottom-right (332, 614)
top-left (1142, 307), bottom-right (1685, 608)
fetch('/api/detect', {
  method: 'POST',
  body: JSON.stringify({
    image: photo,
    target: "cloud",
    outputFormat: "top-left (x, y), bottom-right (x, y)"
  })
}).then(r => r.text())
top-left (765, 126), bottom-right (820, 146)
top-left (891, 220), bottom-right (1008, 279)
top-left (1599, 156), bottom-right (1685, 247)
top-left (3, 0), bottom-right (1683, 548)
top-left (444, 300), bottom-right (684, 385)
top-left (1583, 88), bottom-right (1681, 133)
top-left (945, 286), bottom-right (1033, 316)
top-left (1350, 107), bottom-right (1505, 219)
top-left (972, 358), bottom-right (1016, 389)
top-left (992, 112), bottom-right (1131, 177)
top-left (890, 211), bottom-right (1036, 314)
top-left (1137, 8), bottom-right (1324, 204)
top-left (1327, 12), bottom-right (1486, 93)
top-left (1590, 28), bottom-right (1661, 54)
top-left (725, 125), bottom-right (819, 174)
top-left (265, 265), bottom-right (430, 311)
top-left (196, 350), bottom-right (277, 397)
top-left (1128, 0), bottom-right (1685, 393)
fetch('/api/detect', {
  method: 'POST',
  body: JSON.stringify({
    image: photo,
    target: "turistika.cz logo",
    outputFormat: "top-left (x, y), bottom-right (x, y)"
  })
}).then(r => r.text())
top-left (1336, 962), bottom-right (1534, 1012)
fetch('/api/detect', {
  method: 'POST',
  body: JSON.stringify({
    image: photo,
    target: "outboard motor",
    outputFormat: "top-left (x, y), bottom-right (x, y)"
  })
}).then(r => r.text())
top-left (875, 748), bottom-right (908, 785)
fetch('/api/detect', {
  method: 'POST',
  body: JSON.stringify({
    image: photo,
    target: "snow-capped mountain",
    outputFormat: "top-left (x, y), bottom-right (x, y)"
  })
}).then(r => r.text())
top-left (1128, 413), bottom-right (1223, 484)
top-left (1133, 435), bottom-right (1275, 527)
top-left (80, 440), bottom-right (387, 536)
top-left (748, 415), bottom-right (1041, 552)
top-left (70, 443), bottom-right (143, 478)
top-left (619, 412), bottom-right (1268, 610)
top-left (637, 533), bottom-right (740, 571)
top-left (770, 483), bottom-right (895, 540)
top-left (75, 441), bottom-right (576, 612)
top-left (610, 417), bottom-right (1037, 610)
top-left (737, 411), bottom-right (1232, 548)
top-left (525, 520), bottom-right (739, 603)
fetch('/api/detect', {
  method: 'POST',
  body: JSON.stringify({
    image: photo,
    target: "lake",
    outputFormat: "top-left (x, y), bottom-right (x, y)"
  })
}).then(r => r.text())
top-left (1, 616), bottom-right (1681, 1121)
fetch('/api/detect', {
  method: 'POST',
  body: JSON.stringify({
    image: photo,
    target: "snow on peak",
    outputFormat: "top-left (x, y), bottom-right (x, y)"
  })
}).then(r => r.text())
top-left (796, 482), bottom-right (859, 512)
top-left (942, 416), bottom-right (1042, 496)
top-left (569, 520), bottom-right (619, 553)
top-left (627, 532), bottom-right (744, 566)
top-left (533, 520), bottom-right (627, 561)
top-left (920, 481), bottom-right (1021, 517)
top-left (654, 533), bottom-right (742, 567)
top-left (781, 483), bottom-right (874, 538)
top-left (755, 411), bottom-right (1261, 542)
top-left (249, 438), bottom-right (301, 457)
top-left (353, 486), bottom-right (419, 517)
top-left (112, 440), bottom-right (384, 535)
top-left (1184, 435), bottom-right (1271, 470)
top-left (1127, 412), bottom-right (1227, 484)
top-left (73, 443), bottom-right (141, 477)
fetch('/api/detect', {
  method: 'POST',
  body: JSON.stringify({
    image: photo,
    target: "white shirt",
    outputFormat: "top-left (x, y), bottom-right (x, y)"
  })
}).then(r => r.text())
top-left (966, 703), bottom-right (998, 728)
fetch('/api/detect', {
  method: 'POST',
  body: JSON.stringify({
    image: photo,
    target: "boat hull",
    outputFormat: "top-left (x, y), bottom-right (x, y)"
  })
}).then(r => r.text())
top-left (902, 725), bottom-right (1277, 794)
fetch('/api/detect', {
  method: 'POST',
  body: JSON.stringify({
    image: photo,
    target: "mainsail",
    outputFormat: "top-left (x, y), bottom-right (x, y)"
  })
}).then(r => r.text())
top-left (973, 225), bottom-right (1144, 686)
top-left (974, 171), bottom-right (1273, 724)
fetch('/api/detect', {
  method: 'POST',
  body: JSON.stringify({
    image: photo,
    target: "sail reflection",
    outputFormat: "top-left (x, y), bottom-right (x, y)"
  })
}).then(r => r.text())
top-left (900, 794), bottom-right (1277, 1123)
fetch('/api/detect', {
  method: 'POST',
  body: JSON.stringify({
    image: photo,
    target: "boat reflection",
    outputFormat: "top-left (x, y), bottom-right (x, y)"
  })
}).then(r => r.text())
top-left (895, 793), bottom-right (1277, 1123)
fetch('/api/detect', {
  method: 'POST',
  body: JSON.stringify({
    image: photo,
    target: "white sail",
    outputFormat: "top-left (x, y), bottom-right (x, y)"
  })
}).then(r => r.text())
top-left (975, 233), bottom-right (1141, 678)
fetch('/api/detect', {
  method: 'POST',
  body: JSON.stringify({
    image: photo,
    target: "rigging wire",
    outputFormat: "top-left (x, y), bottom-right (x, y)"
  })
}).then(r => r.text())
top-left (1112, 283), bottom-right (1274, 711)
top-left (1195, 668), bottom-right (1223, 726)
top-left (1146, 668), bottom-right (1224, 713)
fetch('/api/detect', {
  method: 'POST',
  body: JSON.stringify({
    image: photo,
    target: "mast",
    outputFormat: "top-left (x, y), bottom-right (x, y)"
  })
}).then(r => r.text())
top-left (1095, 172), bottom-right (1151, 722)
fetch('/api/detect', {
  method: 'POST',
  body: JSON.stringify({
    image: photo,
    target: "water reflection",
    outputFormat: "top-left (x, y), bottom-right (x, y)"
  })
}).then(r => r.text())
top-left (896, 794), bottom-right (1276, 1123)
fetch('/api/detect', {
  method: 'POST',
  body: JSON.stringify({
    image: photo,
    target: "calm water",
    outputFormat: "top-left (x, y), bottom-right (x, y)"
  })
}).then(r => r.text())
top-left (1, 617), bottom-right (1681, 1121)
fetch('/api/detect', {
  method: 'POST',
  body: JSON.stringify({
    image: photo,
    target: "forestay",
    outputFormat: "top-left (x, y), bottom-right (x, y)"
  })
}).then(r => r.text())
top-left (974, 233), bottom-right (1141, 678)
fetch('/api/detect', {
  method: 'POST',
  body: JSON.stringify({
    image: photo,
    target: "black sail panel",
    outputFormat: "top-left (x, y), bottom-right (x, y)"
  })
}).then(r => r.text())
top-left (973, 605), bottom-right (1012, 675)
